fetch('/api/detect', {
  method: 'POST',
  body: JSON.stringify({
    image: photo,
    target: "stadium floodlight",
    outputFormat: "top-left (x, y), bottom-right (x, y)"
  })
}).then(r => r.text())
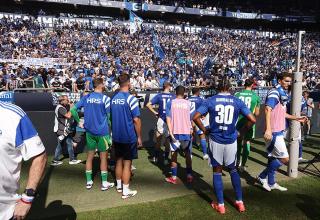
top-left (288, 30), bottom-right (305, 178)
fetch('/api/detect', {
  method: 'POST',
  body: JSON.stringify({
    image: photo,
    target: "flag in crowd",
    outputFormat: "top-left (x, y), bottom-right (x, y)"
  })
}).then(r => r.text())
top-left (129, 11), bottom-right (143, 34)
top-left (203, 53), bottom-right (219, 74)
top-left (152, 32), bottom-right (165, 61)
top-left (270, 38), bottom-right (290, 47)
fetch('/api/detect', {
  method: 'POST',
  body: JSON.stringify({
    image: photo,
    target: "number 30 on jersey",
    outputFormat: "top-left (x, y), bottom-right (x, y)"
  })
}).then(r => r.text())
top-left (215, 104), bottom-right (234, 130)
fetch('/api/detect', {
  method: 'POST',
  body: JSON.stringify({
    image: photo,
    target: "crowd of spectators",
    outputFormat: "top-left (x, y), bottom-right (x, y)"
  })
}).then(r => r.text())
top-left (0, 16), bottom-right (319, 92)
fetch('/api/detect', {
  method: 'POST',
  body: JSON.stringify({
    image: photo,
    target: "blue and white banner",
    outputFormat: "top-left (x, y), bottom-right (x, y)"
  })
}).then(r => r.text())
top-left (129, 11), bottom-right (143, 34)
top-left (152, 32), bottom-right (165, 61)
top-left (0, 91), bottom-right (14, 103)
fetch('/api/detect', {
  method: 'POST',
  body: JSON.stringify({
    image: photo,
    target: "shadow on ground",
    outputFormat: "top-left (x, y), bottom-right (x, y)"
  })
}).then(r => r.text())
top-left (27, 166), bottom-right (77, 220)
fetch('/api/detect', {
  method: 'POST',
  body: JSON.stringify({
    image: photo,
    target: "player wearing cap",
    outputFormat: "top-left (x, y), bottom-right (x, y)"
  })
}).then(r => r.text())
top-left (193, 78), bottom-right (256, 214)
top-left (235, 78), bottom-right (261, 171)
top-left (146, 81), bottom-right (175, 164)
top-left (111, 73), bottom-right (142, 199)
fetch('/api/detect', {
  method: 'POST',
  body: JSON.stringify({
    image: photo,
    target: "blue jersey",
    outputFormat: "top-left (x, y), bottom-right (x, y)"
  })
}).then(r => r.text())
top-left (151, 93), bottom-right (175, 121)
top-left (111, 92), bottom-right (140, 143)
top-left (188, 95), bottom-right (204, 117)
top-left (75, 92), bottom-right (110, 136)
top-left (197, 93), bottom-right (251, 144)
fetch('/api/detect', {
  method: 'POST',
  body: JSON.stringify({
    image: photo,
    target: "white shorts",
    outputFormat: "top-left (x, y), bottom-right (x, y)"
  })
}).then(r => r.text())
top-left (267, 134), bottom-right (289, 158)
top-left (156, 118), bottom-right (169, 137)
top-left (195, 115), bottom-right (210, 135)
top-left (208, 138), bottom-right (237, 167)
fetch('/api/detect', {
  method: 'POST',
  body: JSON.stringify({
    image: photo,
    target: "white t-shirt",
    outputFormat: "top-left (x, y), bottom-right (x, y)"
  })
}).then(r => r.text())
top-left (0, 102), bottom-right (45, 220)
top-left (137, 76), bottom-right (145, 88)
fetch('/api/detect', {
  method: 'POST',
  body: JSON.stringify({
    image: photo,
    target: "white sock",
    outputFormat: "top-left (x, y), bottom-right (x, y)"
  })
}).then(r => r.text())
top-left (102, 181), bottom-right (108, 185)
top-left (117, 179), bottom-right (122, 188)
top-left (123, 184), bottom-right (129, 195)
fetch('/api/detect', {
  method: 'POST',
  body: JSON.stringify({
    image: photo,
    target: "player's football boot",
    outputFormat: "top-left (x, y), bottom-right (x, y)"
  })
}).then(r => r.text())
top-left (165, 176), bottom-right (177, 184)
top-left (270, 183), bottom-right (288, 191)
top-left (86, 181), bottom-right (93, 190)
top-left (256, 176), bottom-right (271, 192)
top-left (122, 189), bottom-right (137, 199)
top-left (211, 202), bottom-right (226, 214)
top-left (234, 201), bottom-right (246, 212)
top-left (101, 182), bottom-right (115, 191)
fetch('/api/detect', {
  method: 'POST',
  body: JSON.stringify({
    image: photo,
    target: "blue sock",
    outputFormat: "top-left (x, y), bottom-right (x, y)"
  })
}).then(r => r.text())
top-left (171, 166), bottom-right (178, 177)
top-left (259, 158), bottom-right (271, 179)
top-left (164, 151), bottom-right (170, 160)
top-left (230, 169), bottom-right (242, 201)
top-left (267, 159), bottom-right (283, 186)
top-left (299, 141), bottom-right (303, 158)
top-left (200, 138), bottom-right (207, 155)
top-left (213, 172), bottom-right (224, 204)
top-left (259, 168), bottom-right (268, 179)
top-left (186, 167), bottom-right (192, 176)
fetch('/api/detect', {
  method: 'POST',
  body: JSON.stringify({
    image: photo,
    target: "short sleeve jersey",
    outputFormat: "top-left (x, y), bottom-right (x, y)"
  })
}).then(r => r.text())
top-left (151, 93), bottom-right (175, 121)
top-left (197, 93), bottom-right (251, 144)
top-left (188, 95), bottom-right (204, 117)
top-left (235, 89), bottom-right (260, 122)
top-left (111, 92), bottom-right (140, 143)
top-left (0, 102), bottom-right (45, 220)
top-left (75, 92), bottom-right (110, 136)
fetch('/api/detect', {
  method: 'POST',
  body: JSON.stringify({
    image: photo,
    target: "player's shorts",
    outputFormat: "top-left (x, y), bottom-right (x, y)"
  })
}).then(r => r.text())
top-left (86, 132), bottom-right (111, 152)
top-left (155, 117), bottom-right (169, 137)
top-left (236, 119), bottom-right (256, 140)
top-left (266, 131), bottom-right (289, 158)
top-left (208, 138), bottom-right (237, 167)
top-left (114, 141), bottom-right (138, 160)
top-left (170, 139), bottom-right (192, 152)
top-left (195, 115), bottom-right (210, 135)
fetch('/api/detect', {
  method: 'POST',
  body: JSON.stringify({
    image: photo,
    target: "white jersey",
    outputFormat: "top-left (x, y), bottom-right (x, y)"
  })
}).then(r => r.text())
top-left (0, 102), bottom-right (45, 220)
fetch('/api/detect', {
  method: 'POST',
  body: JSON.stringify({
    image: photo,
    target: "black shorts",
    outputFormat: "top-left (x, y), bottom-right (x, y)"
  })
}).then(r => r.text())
top-left (114, 142), bottom-right (138, 160)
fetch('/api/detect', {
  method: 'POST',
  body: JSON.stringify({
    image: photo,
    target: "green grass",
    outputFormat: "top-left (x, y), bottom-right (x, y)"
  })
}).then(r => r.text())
top-left (77, 176), bottom-right (320, 220)
top-left (22, 135), bottom-right (320, 220)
